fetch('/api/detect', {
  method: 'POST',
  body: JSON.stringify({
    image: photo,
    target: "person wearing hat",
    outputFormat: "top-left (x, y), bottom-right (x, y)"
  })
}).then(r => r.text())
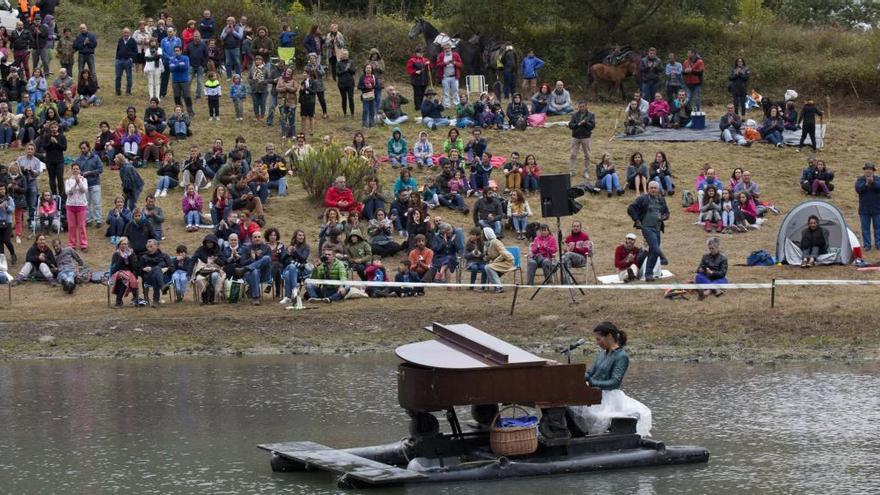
top-left (420, 87), bottom-right (450, 129)
top-left (435, 43), bottom-right (462, 109)
top-left (614, 233), bottom-right (646, 282)
top-left (345, 229), bottom-right (372, 280)
top-left (406, 47), bottom-right (432, 110)
top-left (856, 162), bottom-right (880, 251)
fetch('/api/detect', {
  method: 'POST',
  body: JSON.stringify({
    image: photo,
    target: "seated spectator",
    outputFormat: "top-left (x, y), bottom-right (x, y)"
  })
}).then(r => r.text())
top-left (215, 211), bottom-right (242, 245)
top-left (182, 145), bottom-right (210, 190)
top-left (94, 121), bottom-right (116, 164)
top-left (783, 100), bottom-right (798, 130)
top-left (393, 259), bottom-right (424, 297)
top-left (443, 128), bottom-right (465, 157)
top-left (670, 89), bottom-right (691, 128)
top-left (6, 72), bottom-right (26, 107)
top-left (526, 223), bottom-right (557, 285)
top-left (435, 162), bottom-right (468, 213)
top-left (118, 106), bottom-right (146, 134)
top-left (546, 81), bottom-right (573, 115)
top-left (241, 231), bottom-right (272, 305)
top-left (204, 139), bottom-right (226, 177)
top-left (182, 184), bottom-right (204, 232)
top-left (345, 229), bottom-right (372, 280)
top-left (105, 195), bottom-right (132, 245)
top-left (420, 88), bottom-right (450, 129)
top-left (478, 100), bottom-right (504, 130)
top-left (306, 247), bottom-right (349, 302)
top-left (323, 175), bottom-right (363, 214)
top-left (279, 229), bottom-right (311, 305)
top-left (694, 237), bottom-right (728, 299)
top-left (626, 152), bottom-right (649, 196)
top-left (0, 102), bottom-right (16, 148)
top-left (473, 188), bottom-right (504, 237)
top-left (463, 227), bottom-right (487, 288)
top-left (808, 160), bottom-right (833, 197)
top-left (368, 209), bottom-right (402, 257)
top-left (501, 152), bottom-right (523, 192)
top-left (109, 237), bottom-right (142, 307)
top-left (260, 143), bottom-right (289, 199)
top-left (800, 214), bottom-right (828, 267)
top-left (701, 185), bottom-right (722, 233)
top-left (57, 90), bottom-right (80, 128)
top-left (319, 207), bottom-right (345, 249)
top-left (614, 232), bottom-right (646, 282)
top-left (506, 93), bottom-right (530, 130)
top-left (799, 157), bottom-right (818, 194)
top-left (16, 92), bottom-right (36, 116)
top-left (393, 169), bottom-right (417, 198)
top-left (562, 221), bottom-right (591, 283)
top-left (734, 191), bottom-right (758, 228)
top-left (168, 105), bottom-right (192, 139)
top-left (140, 239), bottom-right (172, 307)
top-left (210, 185), bottom-right (230, 226)
top-left (428, 223), bottom-right (458, 283)
top-left (422, 177), bottom-right (440, 208)
top-left (455, 92), bottom-right (476, 128)
top-left (761, 107), bottom-right (785, 148)
top-left (623, 99), bottom-right (646, 135)
top-left (363, 256), bottom-right (393, 297)
top-left (121, 123), bottom-right (142, 161)
top-left (358, 176), bottom-right (386, 220)
top-left (264, 228), bottom-right (287, 297)
top-left (648, 92), bottom-right (670, 127)
top-left (595, 152), bottom-right (624, 197)
top-left (524, 154), bottom-right (541, 194)
top-left (469, 152), bottom-right (494, 193)
top-left (192, 233), bottom-right (225, 304)
top-left (142, 194), bottom-right (166, 240)
top-left (405, 209), bottom-right (432, 249)
top-left (214, 152), bottom-right (245, 187)
top-left (144, 98), bottom-right (167, 133)
top-left (729, 167), bottom-right (743, 192)
top-left (407, 234), bottom-right (433, 279)
top-left (483, 227), bottom-right (514, 293)
top-left (17, 107), bottom-right (39, 145)
top-left (123, 207), bottom-right (157, 255)
top-left (77, 68), bottom-right (99, 107)
top-left (720, 103), bottom-right (749, 146)
top-left (170, 244), bottom-right (193, 302)
top-left (378, 85), bottom-right (409, 126)
top-left (412, 131), bottom-right (434, 169)
top-left (530, 83), bottom-right (551, 114)
top-left (696, 167), bottom-right (723, 207)
top-left (507, 189), bottom-right (532, 240)
top-left (142, 126), bottom-right (170, 164)
top-left (649, 151), bottom-right (674, 196)
top-left (387, 127), bottom-right (408, 168)
top-left (27, 68), bottom-right (48, 103)
top-left (0, 252), bottom-right (8, 284)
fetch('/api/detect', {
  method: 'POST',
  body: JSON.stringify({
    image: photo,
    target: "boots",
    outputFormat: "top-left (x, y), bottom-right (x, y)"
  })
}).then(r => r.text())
top-left (704, 221), bottom-right (712, 232)
top-left (716, 221), bottom-right (723, 232)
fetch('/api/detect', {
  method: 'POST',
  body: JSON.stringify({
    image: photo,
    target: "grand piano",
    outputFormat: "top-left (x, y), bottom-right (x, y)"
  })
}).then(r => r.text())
top-left (259, 323), bottom-right (709, 489)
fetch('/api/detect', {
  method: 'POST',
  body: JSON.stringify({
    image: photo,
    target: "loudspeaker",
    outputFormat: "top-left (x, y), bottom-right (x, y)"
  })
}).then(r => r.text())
top-left (539, 174), bottom-right (575, 217)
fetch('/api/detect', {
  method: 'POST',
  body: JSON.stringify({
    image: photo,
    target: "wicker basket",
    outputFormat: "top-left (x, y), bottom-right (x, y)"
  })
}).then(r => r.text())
top-left (490, 405), bottom-right (539, 457)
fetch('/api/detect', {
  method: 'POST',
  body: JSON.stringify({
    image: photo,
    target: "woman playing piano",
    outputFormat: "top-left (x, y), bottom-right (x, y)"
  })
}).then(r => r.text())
top-left (568, 322), bottom-right (652, 437)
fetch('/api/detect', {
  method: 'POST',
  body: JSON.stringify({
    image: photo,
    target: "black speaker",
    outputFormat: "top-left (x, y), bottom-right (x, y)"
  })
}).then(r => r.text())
top-left (539, 174), bottom-right (578, 217)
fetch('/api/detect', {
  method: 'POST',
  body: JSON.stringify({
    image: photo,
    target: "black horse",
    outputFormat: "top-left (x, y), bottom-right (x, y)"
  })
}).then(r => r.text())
top-left (408, 19), bottom-right (483, 78)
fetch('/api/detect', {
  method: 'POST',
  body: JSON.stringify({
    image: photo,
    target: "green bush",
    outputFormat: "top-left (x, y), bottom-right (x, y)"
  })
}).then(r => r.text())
top-left (162, 0), bottom-right (285, 40)
top-left (297, 145), bottom-right (373, 203)
top-left (57, 1), bottom-right (144, 36)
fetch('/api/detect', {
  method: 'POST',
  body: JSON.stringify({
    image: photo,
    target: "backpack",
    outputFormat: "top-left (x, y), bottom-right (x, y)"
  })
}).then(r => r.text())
top-left (746, 250), bottom-right (776, 266)
top-left (680, 190), bottom-right (694, 208)
top-left (224, 278), bottom-right (247, 303)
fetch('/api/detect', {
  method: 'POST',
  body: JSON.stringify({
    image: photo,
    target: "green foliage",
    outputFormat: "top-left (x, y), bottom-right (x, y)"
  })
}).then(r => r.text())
top-left (162, 0), bottom-right (284, 38)
top-left (58, 0), bottom-right (144, 35)
top-left (765, 0), bottom-right (880, 27)
top-left (297, 145), bottom-right (373, 203)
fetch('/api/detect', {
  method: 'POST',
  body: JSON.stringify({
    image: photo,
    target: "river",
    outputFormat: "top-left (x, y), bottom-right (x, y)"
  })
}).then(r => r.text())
top-left (0, 355), bottom-right (877, 494)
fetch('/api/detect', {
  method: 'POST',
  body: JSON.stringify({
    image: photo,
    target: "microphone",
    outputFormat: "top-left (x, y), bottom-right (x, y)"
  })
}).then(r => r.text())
top-left (560, 338), bottom-right (586, 354)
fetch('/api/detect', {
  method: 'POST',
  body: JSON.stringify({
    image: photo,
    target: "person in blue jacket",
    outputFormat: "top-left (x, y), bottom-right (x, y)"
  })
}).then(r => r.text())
top-left (856, 162), bottom-right (880, 251)
top-left (159, 27), bottom-right (182, 99)
top-left (73, 24), bottom-right (98, 84)
top-left (520, 49), bottom-right (545, 97)
top-left (169, 46), bottom-right (194, 116)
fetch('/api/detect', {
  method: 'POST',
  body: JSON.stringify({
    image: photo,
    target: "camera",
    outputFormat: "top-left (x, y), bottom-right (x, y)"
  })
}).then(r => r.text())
top-left (321, 254), bottom-right (332, 264)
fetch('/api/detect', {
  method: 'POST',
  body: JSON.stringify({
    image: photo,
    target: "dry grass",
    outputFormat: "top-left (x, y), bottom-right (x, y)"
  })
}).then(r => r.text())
top-left (1, 48), bottom-right (879, 360)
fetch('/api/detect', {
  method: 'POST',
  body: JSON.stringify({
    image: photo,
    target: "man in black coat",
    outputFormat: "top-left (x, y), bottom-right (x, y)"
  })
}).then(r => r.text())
top-left (115, 27), bottom-right (138, 96)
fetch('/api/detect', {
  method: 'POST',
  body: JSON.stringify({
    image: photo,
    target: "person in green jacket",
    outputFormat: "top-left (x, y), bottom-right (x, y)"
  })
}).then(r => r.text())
top-left (345, 229), bottom-right (372, 280)
top-left (386, 126), bottom-right (408, 169)
top-left (306, 246), bottom-right (349, 302)
top-left (455, 91), bottom-right (476, 127)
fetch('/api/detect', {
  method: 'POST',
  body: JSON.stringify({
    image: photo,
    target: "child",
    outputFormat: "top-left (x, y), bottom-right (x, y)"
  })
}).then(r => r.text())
top-left (38, 191), bottom-right (57, 234)
top-left (469, 152), bottom-right (493, 194)
top-left (449, 170), bottom-right (469, 198)
top-left (720, 189), bottom-right (736, 234)
top-left (170, 244), bottom-right (192, 302)
top-left (811, 160), bottom-right (833, 197)
top-left (700, 186), bottom-right (722, 233)
top-left (279, 25), bottom-right (297, 48)
top-left (299, 71), bottom-right (316, 136)
top-left (524, 154), bottom-right (541, 194)
top-left (204, 70), bottom-right (221, 121)
top-left (393, 259), bottom-right (424, 297)
top-left (230, 74), bottom-right (246, 122)
top-left (364, 256), bottom-right (391, 297)
top-left (464, 227), bottom-right (487, 288)
top-left (413, 131), bottom-right (433, 169)
top-left (422, 178), bottom-right (440, 208)
top-left (386, 127), bottom-right (408, 169)
top-left (279, 95), bottom-right (297, 143)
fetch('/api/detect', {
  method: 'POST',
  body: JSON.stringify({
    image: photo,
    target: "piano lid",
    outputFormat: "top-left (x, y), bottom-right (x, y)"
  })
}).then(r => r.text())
top-left (395, 323), bottom-right (548, 370)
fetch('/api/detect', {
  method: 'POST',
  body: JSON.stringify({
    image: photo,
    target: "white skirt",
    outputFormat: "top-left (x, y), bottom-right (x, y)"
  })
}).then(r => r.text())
top-left (569, 389), bottom-right (653, 437)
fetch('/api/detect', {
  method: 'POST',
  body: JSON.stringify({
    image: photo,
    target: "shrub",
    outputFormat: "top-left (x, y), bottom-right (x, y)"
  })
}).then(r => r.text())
top-left (297, 145), bottom-right (373, 203)
top-left (162, 0), bottom-right (284, 41)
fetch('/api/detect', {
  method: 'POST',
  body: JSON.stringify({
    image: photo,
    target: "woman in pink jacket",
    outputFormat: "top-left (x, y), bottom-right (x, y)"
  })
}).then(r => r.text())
top-left (648, 92), bottom-right (671, 127)
top-left (526, 223), bottom-right (558, 285)
top-left (181, 183), bottom-right (204, 232)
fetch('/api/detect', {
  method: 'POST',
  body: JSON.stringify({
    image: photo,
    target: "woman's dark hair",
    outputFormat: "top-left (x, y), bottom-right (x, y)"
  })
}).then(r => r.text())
top-left (447, 128), bottom-right (459, 140)
top-left (399, 169), bottom-right (411, 180)
top-left (654, 151), bottom-right (667, 165)
top-left (525, 154), bottom-right (537, 166)
top-left (308, 25), bottom-right (319, 35)
top-left (704, 185), bottom-right (718, 202)
top-left (265, 227), bottom-right (281, 242)
top-left (808, 214), bottom-right (820, 224)
top-left (594, 321), bottom-right (627, 347)
top-left (290, 229), bottom-right (307, 246)
top-left (629, 151), bottom-right (643, 165)
top-left (733, 57), bottom-right (746, 68)
top-left (731, 167), bottom-right (743, 180)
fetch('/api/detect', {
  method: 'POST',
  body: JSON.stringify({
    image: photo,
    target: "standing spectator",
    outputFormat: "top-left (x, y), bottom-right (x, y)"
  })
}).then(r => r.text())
top-left (567, 101), bottom-right (595, 178)
top-left (55, 27), bottom-right (75, 76)
top-left (204, 69), bottom-right (221, 121)
top-left (357, 63), bottom-right (378, 128)
top-left (251, 26), bottom-right (276, 62)
top-left (303, 54), bottom-right (327, 119)
top-left (159, 27), bottom-right (181, 99)
top-left (220, 17), bottom-right (244, 78)
top-left (16, 143), bottom-right (41, 228)
top-left (323, 23), bottom-right (345, 80)
top-left (520, 48), bottom-right (544, 96)
top-left (435, 44), bottom-right (462, 109)
top-left (198, 10), bottom-right (215, 41)
top-left (10, 21), bottom-right (31, 79)
top-left (73, 24), bottom-right (98, 84)
top-left (729, 58), bottom-right (750, 116)
top-left (74, 141), bottom-right (103, 228)
top-left (639, 47), bottom-right (662, 101)
top-left (683, 48), bottom-right (704, 112)
top-left (664, 52), bottom-right (683, 106)
top-left (118, 155), bottom-right (144, 210)
top-left (143, 38), bottom-right (163, 101)
top-left (114, 27), bottom-right (137, 97)
top-left (0, 183), bottom-right (15, 264)
top-left (248, 55), bottom-right (269, 121)
top-left (798, 99), bottom-right (824, 152)
top-left (181, 20), bottom-right (197, 51)
top-left (303, 25), bottom-right (323, 63)
top-left (406, 47), bottom-right (431, 110)
top-left (230, 73), bottom-right (245, 121)
top-left (627, 181), bottom-right (669, 282)
top-left (132, 21), bottom-right (151, 74)
top-left (367, 48), bottom-right (385, 109)
top-left (335, 48), bottom-right (355, 118)
top-left (169, 46), bottom-right (194, 116)
top-left (64, 163), bottom-right (89, 250)
top-left (856, 162), bottom-right (880, 252)
top-left (42, 122), bottom-right (67, 200)
top-left (187, 32), bottom-right (208, 101)
top-left (30, 14), bottom-right (49, 76)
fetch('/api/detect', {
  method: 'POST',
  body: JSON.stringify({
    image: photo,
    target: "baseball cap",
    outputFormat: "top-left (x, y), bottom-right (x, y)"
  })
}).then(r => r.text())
top-left (625, 233), bottom-right (637, 240)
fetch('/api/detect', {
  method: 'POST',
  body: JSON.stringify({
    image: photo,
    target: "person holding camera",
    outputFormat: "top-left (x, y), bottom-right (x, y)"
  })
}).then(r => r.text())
top-left (627, 181), bottom-right (669, 282)
top-left (306, 247), bottom-right (349, 303)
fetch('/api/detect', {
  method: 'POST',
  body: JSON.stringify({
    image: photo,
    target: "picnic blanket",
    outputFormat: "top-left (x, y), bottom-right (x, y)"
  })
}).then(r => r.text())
top-left (617, 124), bottom-right (825, 149)
top-left (379, 153), bottom-right (506, 168)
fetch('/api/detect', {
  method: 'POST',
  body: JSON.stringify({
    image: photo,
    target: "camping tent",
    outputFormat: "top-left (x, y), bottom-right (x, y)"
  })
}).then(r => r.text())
top-left (775, 200), bottom-right (856, 265)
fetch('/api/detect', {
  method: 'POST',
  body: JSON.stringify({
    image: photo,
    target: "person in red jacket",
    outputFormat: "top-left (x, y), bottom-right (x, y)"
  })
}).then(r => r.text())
top-left (323, 175), bottom-right (363, 214)
top-left (683, 49), bottom-right (704, 112)
top-left (614, 233), bottom-right (647, 282)
top-left (435, 44), bottom-right (463, 108)
top-left (406, 47), bottom-right (432, 111)
top-left (561, 220), bottom-right (592, 283)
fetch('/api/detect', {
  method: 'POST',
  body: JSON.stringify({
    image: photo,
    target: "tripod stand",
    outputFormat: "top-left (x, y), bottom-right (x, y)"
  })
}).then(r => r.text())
top-left (529, 216), bottom-right (585, 303)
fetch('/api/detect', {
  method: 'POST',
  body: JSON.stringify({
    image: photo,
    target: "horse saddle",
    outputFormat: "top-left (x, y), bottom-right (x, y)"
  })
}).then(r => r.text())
top-left (433, 33), bottom-right (460, 49)
top-left (604, 46), bottom-right (632, 66)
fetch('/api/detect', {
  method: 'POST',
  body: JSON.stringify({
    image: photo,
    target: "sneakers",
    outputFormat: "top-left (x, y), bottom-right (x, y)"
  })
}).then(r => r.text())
top-left (160, 189), bottom-right (168, 197)
top-left (15, 236), bottom-right (20, 244)
top-left (279, 297), bottom-right (291, 305)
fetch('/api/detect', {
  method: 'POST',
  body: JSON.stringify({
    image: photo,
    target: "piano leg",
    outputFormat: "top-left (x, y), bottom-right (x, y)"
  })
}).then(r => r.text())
top-left (538, 407), bottom-right (572, 446)
top-left (446, 409), bottom-right (464, 440)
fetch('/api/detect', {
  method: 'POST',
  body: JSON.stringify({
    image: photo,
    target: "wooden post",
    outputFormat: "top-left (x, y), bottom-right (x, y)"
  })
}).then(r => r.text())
top-left (770, 278), bottom-right (776, 308)
top-left (509, 285), bottom-right (519, 315)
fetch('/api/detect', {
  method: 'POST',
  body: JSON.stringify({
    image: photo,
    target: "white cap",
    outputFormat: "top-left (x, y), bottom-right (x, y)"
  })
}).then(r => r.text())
top-left (625, 233), bottom-right (637, 240)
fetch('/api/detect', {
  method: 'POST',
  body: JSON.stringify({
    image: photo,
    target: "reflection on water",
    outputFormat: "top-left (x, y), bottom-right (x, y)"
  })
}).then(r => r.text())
top-left (0, 355), bottom-right (878, 494)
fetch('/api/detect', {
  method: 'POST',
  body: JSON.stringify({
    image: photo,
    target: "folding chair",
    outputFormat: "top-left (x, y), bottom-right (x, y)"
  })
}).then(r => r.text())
top-left (466, 75), bottom-right (487, 97)
top-left (505, 245), bottom-right (523, 285)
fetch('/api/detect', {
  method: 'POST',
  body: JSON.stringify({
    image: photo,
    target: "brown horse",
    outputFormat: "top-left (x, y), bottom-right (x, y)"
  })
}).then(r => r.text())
top-left (590, 60), bottom-right (639, 100)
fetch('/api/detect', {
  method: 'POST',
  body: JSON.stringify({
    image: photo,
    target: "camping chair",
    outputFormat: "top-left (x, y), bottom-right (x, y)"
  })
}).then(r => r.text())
top-left (32, 194), bottom-right (63, 236)
top-left (466, 75), bottom-right (487, 97)
top-left (277, 47), bottom-right (295, 67)
top-left (505, 245), bottom-right (524, 285)
top-left (142, 272), bottom-right (175, 305)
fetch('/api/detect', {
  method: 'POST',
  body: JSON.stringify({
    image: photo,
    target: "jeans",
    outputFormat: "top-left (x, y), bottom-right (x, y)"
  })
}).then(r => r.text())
top-left (77, 53), bottom-right (96, 83)
top-left (562, 252), bottom-right (587, 283)
top-left (722, 128), bottom-right (748, 146)
top-left (171, 269), bottom-right (189, 296)
top-left (281, 264), bottom-right (311, 298)
top-left (156, 176), bottom-right (178, 191)
top-left (208, 95), bottom-right (220, 117)
top-left (764, 130), bottom-right (783, 146)
top-left (511, 216), bottom-right (528, 232)
top-left (484, 266), bottom-right (503, 288)
top-left (191, 66), bottom-right (205, 99)
top-left (115, 58), bottom-right (133, 94)
top-left (468, 262), bottom-right (487, 284)
top-left (390, 208), bottom-right (405, 232)
top-left (265, 92), bottom-right (278, 124)
top-left (245, 255), bottom-right (272, 299)
top-left (382, 115), bottom-right (409, 126)
top-left (471, 171), bottom-right (490, 191)
top-left (479, 219), bottom-right (502, 236)
top-left (641, 81), bottom-right (659, 102)
top-left (142, 268), bottom-right (166, 303)
top-left (423, 117), bottom-right (450, 128)
top-left (172, 82), bottom-right (194, 114)
top-left (361, 97), bottom-right (376, 127)
top-left (456, 116), bottom-right (476, 128)
top-left (503, 70), bottom-right (516, 100)
top-left (695, 273), bottom-right (728, 285)
top-left (307, 284), bottom-right (345, 301)
top-left (210, 205), bottom-right (230, 226)
top-left (267, 178), bottom-right (287, 196)
top-left (860, 213), bottom-right (880, 249)
top-left (441, 76), bottom-right (460, 108)
top-left (721, 209), bottom-right (736, 227)
top-left (800, 124), bottom-right (817, 150)
top-left (25, 178), bottom-right (38, 223)
top-left (642, 227), bottom-right (663, 280)
top-left (524, 175), bottom-right (539, 192)
top-left (362, 197), bottom-right (384, 220)
top-left (732, 93), bottom-right (746, 116)
top-left (527, 255), bottom-right (554, 285)
top-left (251, 92), bottom-right (267, 117)
top-left (601, 173), bottom-right (622, 192)
top-left (685, 83), bottom-right (702, 111)
top-left (657, 175), bottom-right (674, 194)
top-left (124, 188), bottom-right (141, 211)
top-left (224, 48), bottom-right (241, 78)
top-left (0, 125), bottom-right (13, 145)
top-left (439, 193), bottom-right (465, 210)
top-left (46, 161), bottom-right (65, 199)
top-left (185, 210), bottom-right (202, 226)
top-left (339, 85), bottom-right (355, 115)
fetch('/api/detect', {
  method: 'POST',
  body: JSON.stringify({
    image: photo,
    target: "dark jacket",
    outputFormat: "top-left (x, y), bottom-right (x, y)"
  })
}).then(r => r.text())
top-left (506, 101), bottom-right (529, 124)
top-left (586, 348), bottom-right (629, 390)
top-left (335, 59), bottom-right (355, 88)
top-left (30, 23), bottom-right (49, 50)
top-left (473, 196), bottom-right (503, 223)
top-left (420, 99), bottom-right (444, 119)
top-left (568, 110), bottom-right (595, 139)
top-left (627, 193), bottom-right (669, 231)
top-left (26, 245), bottom-right (57, 271)
top-left (719, 113), bottom-right (742, 133)
top-left (697, 252), bottom-right (728, 279)
top-left (855, 175), bottom-right (880, 215)
top-left (73, 32), bottom-right (98, 55)
top-left (172, 254), bottom-right (194, 276)
top-left (800, 226), bottom-right (828, 254)
top-left (194, 234), bottom-right (221, 263)
top-left (75, 152), bottom-right (103, 187)
top-left (187, 40), bottom-right (209, 69)
top-left (110, 251), bottom-right (138, 275)
top-left (10, 29), bottom-right (32, 51)
top-left (639, 55), bottom-right (663, 83)
top-left (123, 219), bottom-right (157, 254)
top-left (43, 132), bottom-right (67, 164)
top-left (144, 106), bottom-right (166, 127)
top-left (198, 17), bottom-right (215, 40)
top-left (156, 161), bottom-right (180, 182)
top-left (115, 36), bottom-right (137, 61)
top-left (728, 67), bottom-right (750, 95)
top-left (140, 249), bottom-right (171, 273)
